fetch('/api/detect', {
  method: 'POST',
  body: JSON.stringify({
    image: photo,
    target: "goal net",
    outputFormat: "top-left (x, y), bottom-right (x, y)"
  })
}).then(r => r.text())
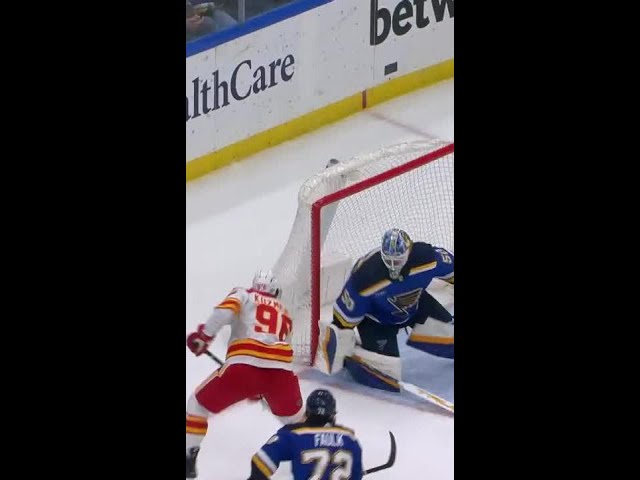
top-left (272, 139), bottom-right (454, 365)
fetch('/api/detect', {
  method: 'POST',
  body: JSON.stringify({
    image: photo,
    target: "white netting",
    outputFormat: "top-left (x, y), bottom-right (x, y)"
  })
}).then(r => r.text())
top-left (273, 139), bottom-right (454, 363)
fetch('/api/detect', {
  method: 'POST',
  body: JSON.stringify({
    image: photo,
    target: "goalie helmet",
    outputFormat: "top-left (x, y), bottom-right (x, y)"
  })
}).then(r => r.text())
top-left (381, 228), bottom-right (413, 279)
top-left (252, 268), bottom-right (281, 298)
top-left (305, 389), bottom-right (337, 420)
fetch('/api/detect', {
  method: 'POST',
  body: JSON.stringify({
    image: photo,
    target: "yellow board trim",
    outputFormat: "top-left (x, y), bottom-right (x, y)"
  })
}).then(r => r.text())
top-left (186, 92), bottom-right (363, 181)
top-left (366, 58), bottom-right (454, 107)
top-left (186, 59), bottom-right (454, 182)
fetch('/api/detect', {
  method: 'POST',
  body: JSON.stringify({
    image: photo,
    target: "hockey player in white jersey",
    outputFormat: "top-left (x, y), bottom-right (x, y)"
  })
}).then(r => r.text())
top-left (185, 269), bottom-right (304, 479)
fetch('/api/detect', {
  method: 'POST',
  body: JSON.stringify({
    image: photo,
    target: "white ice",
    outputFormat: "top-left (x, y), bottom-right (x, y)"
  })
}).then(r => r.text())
top-left (186, 79), bottom-right (454, 480)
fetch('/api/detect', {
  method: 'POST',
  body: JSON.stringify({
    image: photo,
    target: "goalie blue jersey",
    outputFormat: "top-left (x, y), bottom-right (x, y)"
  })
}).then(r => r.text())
top-left (333, 242), bottom-right (454, 328)
top-left (249, 422), bottom-right (363, 480)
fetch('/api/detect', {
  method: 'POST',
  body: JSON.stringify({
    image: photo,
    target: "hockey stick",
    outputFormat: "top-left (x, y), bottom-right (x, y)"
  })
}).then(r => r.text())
top-left (204, 348), bottom-right (398, 472)
top-left (364, 431), bottom-right (396, 476)
top-left (204, 350), bottom-right (224, 366)
top-left (204, 350), bottom-right (269, 409)
top-left (349, 356), bottom-right (454, 414)
top-left (400, 381), bottom-right (454, 414)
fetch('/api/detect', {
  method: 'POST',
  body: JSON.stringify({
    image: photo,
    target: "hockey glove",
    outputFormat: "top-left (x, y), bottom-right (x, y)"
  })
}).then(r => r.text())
top-left (186, 324), bottom-right (214, 357)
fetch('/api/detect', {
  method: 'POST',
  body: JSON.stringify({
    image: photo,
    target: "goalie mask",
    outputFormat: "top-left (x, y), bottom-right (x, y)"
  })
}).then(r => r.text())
top-left (381, 228), bottom-right (412, 279)
top-left (252, 268), bottom-right (281, 298)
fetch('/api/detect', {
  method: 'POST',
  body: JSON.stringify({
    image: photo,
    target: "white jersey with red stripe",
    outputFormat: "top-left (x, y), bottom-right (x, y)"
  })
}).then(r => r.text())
top-left (203, 287), bottom-right (294, 371)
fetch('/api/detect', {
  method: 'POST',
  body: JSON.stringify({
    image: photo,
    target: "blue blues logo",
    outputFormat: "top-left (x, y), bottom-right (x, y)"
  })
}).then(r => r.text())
top-left (387, 288), bottom-right (423, 317)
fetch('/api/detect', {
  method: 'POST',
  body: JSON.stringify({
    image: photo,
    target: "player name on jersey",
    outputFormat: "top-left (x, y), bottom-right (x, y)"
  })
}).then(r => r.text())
top-left (314, 432), bottom-right (345, 448)
top-left (253, 293), bottom-right (285, 311)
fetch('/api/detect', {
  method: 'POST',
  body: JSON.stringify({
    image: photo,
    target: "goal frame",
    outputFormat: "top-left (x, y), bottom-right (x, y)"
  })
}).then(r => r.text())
top-left (308, 142), bottom-right (455, 365)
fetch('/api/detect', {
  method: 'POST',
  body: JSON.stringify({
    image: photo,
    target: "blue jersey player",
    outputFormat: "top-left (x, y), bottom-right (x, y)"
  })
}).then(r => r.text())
top-left (316, 228), bottom-right (454, 392)
top-left (247, 389), bottom-right (363, 480)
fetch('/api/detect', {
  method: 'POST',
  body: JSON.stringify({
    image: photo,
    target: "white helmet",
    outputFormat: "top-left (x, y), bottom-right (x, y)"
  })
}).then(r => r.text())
top-left (252, 269), bottom-right (281, 298)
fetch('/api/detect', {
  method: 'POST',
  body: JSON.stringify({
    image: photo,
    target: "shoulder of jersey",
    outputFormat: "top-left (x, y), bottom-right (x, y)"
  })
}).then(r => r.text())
top-left (288, 422), bottom-right (356, 438)
top-left (406, 242), bottom-right (437, 270)
top-left (280, 422), bottom-right (356, 435)
top-left (350, 251), bottom-right (388, 291)
top-left (226, 286), bottom-right (249, 298)
top-left (280, 422), bottom-right (307, 434)
top-left (217, 287), bottom-right (248, 311)
top-left (333, 423), bottom-right (356, 437)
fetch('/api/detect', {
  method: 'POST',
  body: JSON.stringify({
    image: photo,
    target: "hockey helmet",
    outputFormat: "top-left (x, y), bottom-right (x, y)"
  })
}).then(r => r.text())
top-left (381, 228), bottom-right (412, 279)
top-left (252, 269), bottom-right (281, 298)
top-left (305, 389), bottom-right (337, 419)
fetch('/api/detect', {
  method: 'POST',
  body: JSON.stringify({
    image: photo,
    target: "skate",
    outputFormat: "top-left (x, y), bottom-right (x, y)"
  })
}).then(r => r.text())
top-left (186, 446), bottom-right (200, 479)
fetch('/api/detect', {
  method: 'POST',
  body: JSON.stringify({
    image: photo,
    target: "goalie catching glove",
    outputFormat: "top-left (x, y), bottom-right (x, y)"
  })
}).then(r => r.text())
top-left (186, 324), bottom-right (214, 356)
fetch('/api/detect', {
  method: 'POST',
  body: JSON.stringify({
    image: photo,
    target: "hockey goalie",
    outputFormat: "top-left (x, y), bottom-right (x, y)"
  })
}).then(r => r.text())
top-left (315, 228), bottom-right (454, 392)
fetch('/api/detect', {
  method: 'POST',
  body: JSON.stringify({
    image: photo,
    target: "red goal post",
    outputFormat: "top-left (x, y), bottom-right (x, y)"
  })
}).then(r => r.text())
top-left (273, 140), bottom-right (454, 366)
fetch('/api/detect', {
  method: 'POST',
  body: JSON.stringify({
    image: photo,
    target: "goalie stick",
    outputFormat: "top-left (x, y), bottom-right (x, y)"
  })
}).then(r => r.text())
top-left (207, 350), bottom-right (452, 412)
top-left (364, 431), bottom-right (397, 476)
top-left (351, 356), bottom-right (454, 414)
top-left (400, 381), bottom-right (454, 414)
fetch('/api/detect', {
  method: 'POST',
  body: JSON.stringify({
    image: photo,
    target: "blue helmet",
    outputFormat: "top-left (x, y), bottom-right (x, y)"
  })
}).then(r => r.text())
top-left (381, 228), bottom-right (412, 279)
top-left (305, 389), bottom-right (337, 419)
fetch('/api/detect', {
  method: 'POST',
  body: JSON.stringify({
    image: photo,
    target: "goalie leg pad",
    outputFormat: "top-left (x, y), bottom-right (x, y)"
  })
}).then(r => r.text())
top-left (343, 347), bottom-right (402, 393)
top-left (407, 317), bottom-right (454, 359)
top-left (415, 290), bottom-right (454, 324)
top-left (315, 324), bottom-right (355, 375)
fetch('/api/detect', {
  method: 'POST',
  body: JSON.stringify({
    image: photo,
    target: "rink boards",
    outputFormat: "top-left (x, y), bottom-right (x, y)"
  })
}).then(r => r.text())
top-left (186, 0), bottom-right (454, 180)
